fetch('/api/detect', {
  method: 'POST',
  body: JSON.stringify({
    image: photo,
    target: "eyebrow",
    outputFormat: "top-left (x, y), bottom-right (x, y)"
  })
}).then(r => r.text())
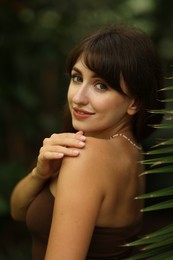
top-left (71, 67), bottom-right (81, 74)
top-left (72, 66), bottom-right (99, 79)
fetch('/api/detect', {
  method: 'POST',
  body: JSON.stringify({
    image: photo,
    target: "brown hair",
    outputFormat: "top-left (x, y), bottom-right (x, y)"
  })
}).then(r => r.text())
top-left (64, 24), bottom-right (164, 141)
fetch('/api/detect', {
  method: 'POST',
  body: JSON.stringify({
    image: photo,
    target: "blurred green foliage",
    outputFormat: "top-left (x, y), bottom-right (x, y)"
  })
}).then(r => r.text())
top-left (0, 0), bottom-right (173, 258)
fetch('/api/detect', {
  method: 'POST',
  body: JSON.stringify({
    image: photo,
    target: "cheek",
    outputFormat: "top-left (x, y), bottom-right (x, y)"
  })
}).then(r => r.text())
top-left (104, 99), bottom-right (129, 119)
top-left (100, 97), bottom-right (123, 112)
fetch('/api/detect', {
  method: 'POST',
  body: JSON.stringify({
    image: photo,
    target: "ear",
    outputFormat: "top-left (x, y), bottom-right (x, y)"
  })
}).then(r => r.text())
top-left (127, 98), bottom-right (140, 116)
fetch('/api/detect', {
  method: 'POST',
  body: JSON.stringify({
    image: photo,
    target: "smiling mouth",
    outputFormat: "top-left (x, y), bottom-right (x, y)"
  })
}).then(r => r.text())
top-left (72, 108), bottom-right (95, 119)
top-left (73, 107), bottom-right (94, 115)
top-left (76, 110), bottom-right (86, 115)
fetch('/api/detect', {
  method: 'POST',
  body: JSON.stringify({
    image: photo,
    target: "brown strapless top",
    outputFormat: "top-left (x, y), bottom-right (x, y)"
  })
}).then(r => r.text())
top-left (26, 183), bottom-right (142, 260)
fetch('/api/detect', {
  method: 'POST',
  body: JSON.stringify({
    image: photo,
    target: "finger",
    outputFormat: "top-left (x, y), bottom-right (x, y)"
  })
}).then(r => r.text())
top-left (75, 131), bottom-right (86, 141)
top-left (42, 150), bottom-right (80, 160)
top-left (61, 147), bottom-right (80, 156)
top-left (51, 132), bottom-right (86, 142)
top-left (49, 137), bottom-right (86, 148)
top-left (76, 131), bottom-right (83, 135)
top-left (42, 151), bottom-right (65, 160)
top-left (40, 145), bottom-right (81, 157)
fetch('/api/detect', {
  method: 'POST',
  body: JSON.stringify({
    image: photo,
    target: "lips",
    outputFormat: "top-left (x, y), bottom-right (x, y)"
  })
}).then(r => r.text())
top-left (72, 108), bottom-right (94, 119)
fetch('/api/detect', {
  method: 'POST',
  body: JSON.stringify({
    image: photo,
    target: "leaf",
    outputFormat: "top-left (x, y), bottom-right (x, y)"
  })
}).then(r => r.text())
top-left (147, 251), bottom-right (173, 260)
top-left (144, 237), bottom-right (173, 250)
top-left (126, 224), bottom-right (173, 247)
top-left (141, 156), bottom-right (173, 165)
top-left (141, 199), bottom-right (173, 212)
top-left (126, 231), bottom-right (172, 247)
top-left (139, 165), bottom-right (173, 176)
top-left (161, 86), bottom-right (173, 91)
top-left (161, 98), bottom-right (173, 103)
top-left (127, 246), bottom-right (172, 259)
top-left (127, 86), bottom-right (173, 259)
top-left (148, 109), bottom-right (173, 114)
top-left (146, 147), bottom-right (173, 155)
top-left (126, 228), bottom-right (173, 259)
top-left (152, 139), bottom-right (173, 147)
top-left (151, 123), bottom-right (173, 129)
top-left (145, 223), bottom-right (173, 238)
top-left (136, 186), bottom-right (173, 199)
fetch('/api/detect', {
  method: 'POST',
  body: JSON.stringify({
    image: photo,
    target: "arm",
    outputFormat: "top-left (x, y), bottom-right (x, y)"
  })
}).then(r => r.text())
top-left (10, 131), bottom-right (86, 221)
top-left (45, 140), bottom-right (105, 260)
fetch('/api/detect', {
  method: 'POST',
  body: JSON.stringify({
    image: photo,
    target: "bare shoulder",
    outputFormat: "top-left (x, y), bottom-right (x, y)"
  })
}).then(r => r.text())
top-left (61, 137), bottom-right (112, 173)
top-left (57, 137), bottom-right (114, 194)
top-left (59, 136), bottom-right (142, 185)
top-left (56, 137), bottom-right (107, 211)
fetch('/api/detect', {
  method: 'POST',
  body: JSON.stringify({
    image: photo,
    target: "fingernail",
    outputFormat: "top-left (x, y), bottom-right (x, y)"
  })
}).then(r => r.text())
top-left (77, 131), bottom-right (83, 135)
top-left (72, 150), bottom-right (80, 155)
top-left (78, 141), bottom-right (85, 147)
top-left (79, 135), bottom-right (86, 141)
top-left (57, 152), bottom-right (64, 158)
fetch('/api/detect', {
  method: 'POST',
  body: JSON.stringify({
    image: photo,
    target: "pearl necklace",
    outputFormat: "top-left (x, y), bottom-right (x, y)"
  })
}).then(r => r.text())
top-left (110, 133), bottom-right (142, 150)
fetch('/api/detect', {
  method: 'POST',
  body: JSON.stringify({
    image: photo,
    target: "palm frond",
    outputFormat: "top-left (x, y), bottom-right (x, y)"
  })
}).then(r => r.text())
top-left (127, 246), bottom-right (173, 259)
top-left (160, 98), bottom-right (173, 103)
top-left (141, 199), bottom-right (173, 212)
top-left (141, 155), bottom-right (173, 166)
top-left (146, 146), bottom-right (173, 155)
top-left (143, 236), bottom-right (173, 250)
top-left (148, 109), bottom-right (173, 114)
top-left (135, 186), bottom-right (173, 199)
top-left (126, 86), bottom-right (173, 259)
top-left (150, 123), bottom-right (173, 129)
top-left (160, 86), bottom-right (173, 91)
top-left (128, 223), bottom-right (173, 245)
top-left (152, 139), bottom-right (173, 147)
top-left (139, 165), bottom-right (173, 176)
top-left (126, 225), bottom-right (173, 259)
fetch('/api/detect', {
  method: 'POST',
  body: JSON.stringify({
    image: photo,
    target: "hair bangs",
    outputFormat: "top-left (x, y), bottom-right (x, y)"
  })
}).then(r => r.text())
top-left (82, 38), bottom-right (124, 94)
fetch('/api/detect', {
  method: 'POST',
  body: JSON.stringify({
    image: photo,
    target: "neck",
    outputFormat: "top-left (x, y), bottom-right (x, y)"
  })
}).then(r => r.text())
top-left (85, 124), bottom-right (133, 140)
top-left (110, 133), bottom-right (141, 150)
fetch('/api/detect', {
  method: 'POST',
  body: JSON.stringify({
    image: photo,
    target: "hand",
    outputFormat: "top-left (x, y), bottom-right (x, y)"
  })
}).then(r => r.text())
top-left (34, 131), bottom-right (86, 179)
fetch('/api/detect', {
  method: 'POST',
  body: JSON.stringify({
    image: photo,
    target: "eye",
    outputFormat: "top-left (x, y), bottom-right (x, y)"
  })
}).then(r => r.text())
top-left (95, 82), bottom-right (108, 91)
top-left (71, 74), bottom-right (82, 83)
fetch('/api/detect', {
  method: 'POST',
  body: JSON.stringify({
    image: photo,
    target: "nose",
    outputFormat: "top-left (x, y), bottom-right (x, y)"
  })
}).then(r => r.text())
top-left (72, 84), bottom-right (89, 105)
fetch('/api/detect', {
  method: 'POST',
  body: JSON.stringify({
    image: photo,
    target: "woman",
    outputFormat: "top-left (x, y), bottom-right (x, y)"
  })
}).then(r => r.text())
top-left (10, 24), bottom-right (164, 259)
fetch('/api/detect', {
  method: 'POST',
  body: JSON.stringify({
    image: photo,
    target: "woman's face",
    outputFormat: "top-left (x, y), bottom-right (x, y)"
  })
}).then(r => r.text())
top-left (67, 58), bottom-right (137, 138)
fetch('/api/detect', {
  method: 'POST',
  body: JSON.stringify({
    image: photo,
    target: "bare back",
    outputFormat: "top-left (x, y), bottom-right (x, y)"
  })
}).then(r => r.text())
top-left (95, 136), bottom-right (145, 228)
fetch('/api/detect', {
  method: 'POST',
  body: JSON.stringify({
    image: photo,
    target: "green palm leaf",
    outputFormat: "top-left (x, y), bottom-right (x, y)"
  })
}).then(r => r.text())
top-left (147, 251), bottom-right (173, 260)
top-left (135, 186), bottom-right (173, 199)
top-left (126, 224), bottom-right (173, 259)
top-left (144, 236), bottom-right (173, 250)
top-left (127, 246), bottom-right (173, 259)
top-left (141, 155), bottom-right (173, 165)
top-left (152, 139), bottom-right (173, 147)
top-left (149, 109), bottom-right (173, 114)
top-left (162, 98), bottom-right (173, 102)
top-left (151, 123), bottom-right (173, 129)
top-left (161, 86), bottom-right (173, 91)
top-left (128, 249), bottom-right (173, 260)
top-left (146, 146), bottom-right (173, 155)
top-left (139, 165), bottom-right (173, 176)
top-left (126, 223), bottom-right (173, 246)
top-left (141, 199), bottom-right (173, 212)
top-left (126, 86), bottom-right (173, 259)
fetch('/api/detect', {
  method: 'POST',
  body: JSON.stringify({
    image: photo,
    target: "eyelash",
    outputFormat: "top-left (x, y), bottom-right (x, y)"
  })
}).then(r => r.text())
top-left (95, 82), bottom-right (108, 91)
top-left (71, 74), bottom-right (82, 83)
